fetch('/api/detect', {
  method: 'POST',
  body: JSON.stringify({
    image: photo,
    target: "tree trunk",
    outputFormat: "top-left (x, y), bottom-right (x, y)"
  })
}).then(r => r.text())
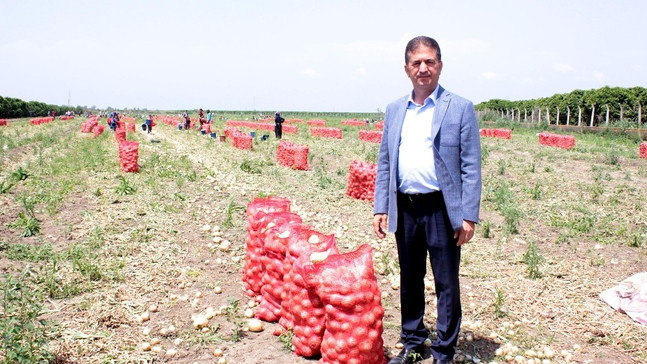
top-left (590, 104), bottom-right (595, 127)
top-left (578, 106), bottom-right (582, 126)
top-left (639, 102), bottom-right (642, 126)
top-left (605, 104), bottom-right (609, 125)
top-left (538, 108), bottom-right (542, 124)
top-left (619, 104), bottom-right (623, 121)
top-left (556, 107), bottom-right (560, 125)
top-left (567, 106), bottom-right (571, 126)
top-left (546, 107), bottom-right (550, 124)
top-left (524, 108), bottom-right (528, 122)
top-left (517, 108), bottom-right (521, 122)
top-left (511, 108), bottom-right (515, 121)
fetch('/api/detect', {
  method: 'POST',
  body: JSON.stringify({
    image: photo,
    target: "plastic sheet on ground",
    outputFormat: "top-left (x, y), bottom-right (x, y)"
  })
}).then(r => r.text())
top-left (599, 272), bottom-right (647, 326)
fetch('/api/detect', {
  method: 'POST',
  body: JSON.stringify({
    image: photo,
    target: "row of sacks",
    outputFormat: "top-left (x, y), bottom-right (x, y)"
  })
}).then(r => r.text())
top-left (243, 196), bottom-right (386, 364)
top-left (59, 115), bottom-right (75, 120)
top-left (29, 117), bottom-right (55, 125)
top-left (359, 130), bottom-right (382, 143)
top-left (539, 132), bottom-right (575, 149)
top-left (341, 119), bottom-right (367, 127)
top-left (480, 128), bottom-right (512, 139)
top-left (311, 127), bottom-right (342, 139)
top-left (640, 142), bottom-right (647, 159)
top-left (346, 161), bottom-right (377, 201)
top-left (226, 120), bottom-right (298, 134)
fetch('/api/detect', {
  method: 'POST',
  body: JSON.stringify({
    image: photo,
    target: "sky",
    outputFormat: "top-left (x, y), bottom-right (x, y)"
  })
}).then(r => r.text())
top-left (1, 0), bottom-right (645, 113)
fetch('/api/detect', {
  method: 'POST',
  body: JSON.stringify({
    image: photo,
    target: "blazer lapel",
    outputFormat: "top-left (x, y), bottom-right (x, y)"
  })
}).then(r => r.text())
top-left (432, 86), bottom-right (449, 140)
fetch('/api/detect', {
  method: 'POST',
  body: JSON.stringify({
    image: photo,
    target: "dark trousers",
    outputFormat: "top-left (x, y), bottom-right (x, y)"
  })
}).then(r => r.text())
top-left (274, 124), bottom-right (282, 139)
top-left (395, 192), bottom-right (461, 361)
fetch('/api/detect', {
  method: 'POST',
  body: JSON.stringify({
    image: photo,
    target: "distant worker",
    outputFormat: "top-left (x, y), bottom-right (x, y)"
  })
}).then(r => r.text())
top-left (207, 110), bottom-right (212, 124)
top-left (274, 111), bottom-right (284, 139)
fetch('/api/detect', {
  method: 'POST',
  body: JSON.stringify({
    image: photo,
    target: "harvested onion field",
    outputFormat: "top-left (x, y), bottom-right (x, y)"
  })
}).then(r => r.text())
top-left (0, 114), bottom-right (645, 363)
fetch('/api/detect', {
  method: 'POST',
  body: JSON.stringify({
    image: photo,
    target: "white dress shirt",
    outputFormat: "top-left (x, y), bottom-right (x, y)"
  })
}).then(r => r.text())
top-left (397, 87), bottom-right (440, 194)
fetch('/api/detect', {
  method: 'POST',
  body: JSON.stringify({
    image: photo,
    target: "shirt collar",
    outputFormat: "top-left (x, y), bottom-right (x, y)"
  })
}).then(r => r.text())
top-left (407, 85), bottom-right (440, 108)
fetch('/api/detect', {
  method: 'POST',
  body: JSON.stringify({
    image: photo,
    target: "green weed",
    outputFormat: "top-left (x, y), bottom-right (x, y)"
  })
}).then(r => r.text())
top-left (523, 240), bottom-right (543, 279)
top-left (0, 274), bottom-right (55, 363)
top-left (115, 176), bottom-right (137, 195)
top-left (493, 288), bottom-right (506, 318)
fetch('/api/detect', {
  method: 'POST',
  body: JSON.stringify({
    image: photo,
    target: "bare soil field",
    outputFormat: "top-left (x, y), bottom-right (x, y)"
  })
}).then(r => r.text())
top-left (0, 115), bottom-right (645, 364)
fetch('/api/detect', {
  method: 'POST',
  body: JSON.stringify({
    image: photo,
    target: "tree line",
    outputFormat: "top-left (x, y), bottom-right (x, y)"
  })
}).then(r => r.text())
top-left (0, 95), bottom-right (84, 118)
top-left (475, 86), bottom-right (647, 127)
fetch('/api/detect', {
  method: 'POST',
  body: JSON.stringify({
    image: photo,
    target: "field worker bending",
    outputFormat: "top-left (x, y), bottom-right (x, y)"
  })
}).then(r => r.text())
top-left (373, 36), bottom-right (482, 364)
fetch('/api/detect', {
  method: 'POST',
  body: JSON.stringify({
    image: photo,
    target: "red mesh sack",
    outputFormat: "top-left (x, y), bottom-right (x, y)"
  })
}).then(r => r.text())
top-left (375, 121), bottom-right (384, 130)
top-left (242, 197), bottom-right (292, 297)
top-left (640, 142), bottom-right (647, 159)
top-left (115, 127), bottom-right (127, 144)
top-left (81, 118), bottom-right (99, 133)
top-left (203, 123), bottom-right (211, 133)
top-left (346, 161), bottom-right (376, 201)
top-left (256, 217), bottom-right (313, 322)
top-left (276, 140), bottom-right (309, 171)
top-left (92, 124), bottom-right (105, 137)
top-left (233, 131), bottom-right (253, 150)
top-left (0, 119), bottom-right (8, 126)
top-left (278, 227), bottom-right (337, 336)
top-left (118, 141), bottom-right (139, 173)
top-left (126, 123), bottom-right (136, 133)
top-left (304, 244), bottom-right (386, 364)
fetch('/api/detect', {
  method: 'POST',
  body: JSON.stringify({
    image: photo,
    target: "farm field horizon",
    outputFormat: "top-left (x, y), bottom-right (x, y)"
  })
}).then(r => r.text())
top-left (0, 113), bottom-right (645, 364)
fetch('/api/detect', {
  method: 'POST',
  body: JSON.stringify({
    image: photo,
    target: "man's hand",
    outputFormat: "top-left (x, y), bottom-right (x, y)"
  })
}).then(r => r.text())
top-left (454, 220), bottom-right (475, 246)
top-left (373, 214), bottom-right (388, 239)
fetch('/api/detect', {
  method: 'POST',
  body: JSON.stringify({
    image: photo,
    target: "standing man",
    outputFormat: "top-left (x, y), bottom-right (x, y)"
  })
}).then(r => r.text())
top-left (274, 111), bottom-right (284, 139)
top-left (373, 36), bottom-right (481, 364)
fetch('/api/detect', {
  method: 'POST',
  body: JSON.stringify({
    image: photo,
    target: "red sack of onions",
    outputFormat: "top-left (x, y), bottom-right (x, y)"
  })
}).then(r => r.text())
top-left (254, 213), bottom-right (304, 318)
top-left (92, 124), bottom-right (105, 137)
top-left (277, 227), bottom-right (337, 338)
top-left (242, 197), bottom-right (292, 297)
top-left (346, 161), bottom-right (377, 201)
top-left (115, 127), bottom-right (127, 144)
top-left (118, 141), bottom-right (139, 173)
top-left (304, 244), bottom-right (386, 364)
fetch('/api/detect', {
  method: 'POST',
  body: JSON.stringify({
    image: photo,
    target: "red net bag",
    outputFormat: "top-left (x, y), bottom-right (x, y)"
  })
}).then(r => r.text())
top-left (115, 127), bottom-right (127, 144)
top-left (278, 227), bottom-right (337, 336)
top-left (304, 244), bottom-right (386, 364)
top-left (118, 141), bottom-right (139, 173)
top-left (92, 124), bottom-right (105, 137)
top-left (276, 140), bottom-right (309, 171)
top-left (346, 161), bottom-right (377, 201)
top-left (243, 197), bottom-right (292, 297)
top-left (81, 118), bottom-right (99, 133)
top-left (203, 123), bottom-right (211, 133)
top-left (256, 217), bottom-right (314, 322)
top-left (126, 122), bottom-right (136, 133)
top-left (640, 142), bottom-right (647, 159)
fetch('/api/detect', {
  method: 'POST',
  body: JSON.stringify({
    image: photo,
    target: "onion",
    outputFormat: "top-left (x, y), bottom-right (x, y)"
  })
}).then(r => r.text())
top-left (247, 318), bottom-right (264, 332)
top-left (141, 342), bottom-right (151, 351)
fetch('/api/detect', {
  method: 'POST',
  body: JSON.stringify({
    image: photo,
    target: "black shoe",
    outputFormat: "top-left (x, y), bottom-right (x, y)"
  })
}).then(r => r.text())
top-left (388, 346), bottom-right (431, 364)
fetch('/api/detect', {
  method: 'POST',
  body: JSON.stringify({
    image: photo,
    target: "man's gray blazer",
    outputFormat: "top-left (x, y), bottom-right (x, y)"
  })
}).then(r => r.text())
top-left (373, 85), bottom-right (482, 233)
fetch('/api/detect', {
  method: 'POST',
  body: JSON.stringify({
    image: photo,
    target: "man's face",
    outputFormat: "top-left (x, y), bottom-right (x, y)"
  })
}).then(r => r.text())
top-left (404, 45), bottom-right (443, 94)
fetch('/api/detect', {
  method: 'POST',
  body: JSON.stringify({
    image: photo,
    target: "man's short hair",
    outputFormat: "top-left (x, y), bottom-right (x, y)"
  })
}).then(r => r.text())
top-left (405, 36), bottom-right (442, 64)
